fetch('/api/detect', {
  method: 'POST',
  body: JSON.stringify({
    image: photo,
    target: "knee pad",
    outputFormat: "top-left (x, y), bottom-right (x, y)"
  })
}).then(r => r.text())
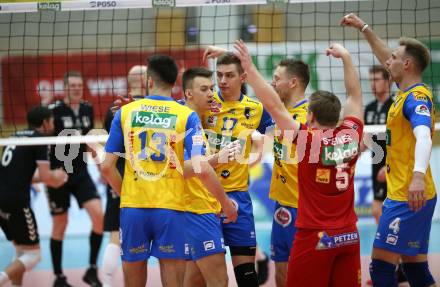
top-left (234, 263), bottom-right (258, 287)
top-left (17, 249), bottom-right (41, 271)
top-left (402, 262), bottom-right (435, 287)
top-left (229, 246), bottom-right (256, 257)
top-left (369, 259), bottom-right (397, 287)
top-left (13, 246), bottom-right (24, 261)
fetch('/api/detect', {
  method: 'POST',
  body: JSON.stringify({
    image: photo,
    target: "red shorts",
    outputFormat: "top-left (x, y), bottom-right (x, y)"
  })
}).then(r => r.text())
top-left (286, 225), bottom-right (361, 287)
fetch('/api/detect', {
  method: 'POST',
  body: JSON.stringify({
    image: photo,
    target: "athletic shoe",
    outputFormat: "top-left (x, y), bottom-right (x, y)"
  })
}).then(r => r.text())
top-left (53, 274), bottom-right (73, 287)
top-left (83, 266), bottom-right (103, 287)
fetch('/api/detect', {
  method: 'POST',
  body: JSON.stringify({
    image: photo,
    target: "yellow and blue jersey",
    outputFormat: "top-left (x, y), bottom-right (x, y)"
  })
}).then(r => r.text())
top-left (201, 91), bottom-right (272, 193)
top-left (105, 95), bottom-right (205, 210)
top-left (183, 137), bottom-right (222, 214)
top-left (386, 83), bottom-right (436, 201)
top-left (269, 99), bottom-right (308, 208)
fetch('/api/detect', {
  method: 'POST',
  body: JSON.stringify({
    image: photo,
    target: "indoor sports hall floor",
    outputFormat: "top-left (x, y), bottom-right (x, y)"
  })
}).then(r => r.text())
top-left (1, 221), bottom-right (439, 287)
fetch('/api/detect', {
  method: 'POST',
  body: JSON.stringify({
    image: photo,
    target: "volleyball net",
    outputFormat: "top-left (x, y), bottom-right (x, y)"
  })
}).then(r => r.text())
top-left (0, 0), bottom-right (439, 144)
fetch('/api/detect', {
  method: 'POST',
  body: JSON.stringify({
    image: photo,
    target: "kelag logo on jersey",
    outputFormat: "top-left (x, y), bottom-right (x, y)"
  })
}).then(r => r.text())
top-left (131, 111), bottom-right (177, 129)
top-left (321, 141), bottom-right (358, 166)
top-left (274, 207), bottom-right (291, 227)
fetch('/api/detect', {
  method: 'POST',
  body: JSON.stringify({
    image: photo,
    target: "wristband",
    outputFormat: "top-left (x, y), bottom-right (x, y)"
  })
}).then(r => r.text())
top-left (361, 23), bottom-right (369, 32)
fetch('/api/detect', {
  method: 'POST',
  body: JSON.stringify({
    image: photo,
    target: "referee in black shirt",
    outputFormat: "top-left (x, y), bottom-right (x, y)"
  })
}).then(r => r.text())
top-left (48, 71), bottom-right (103, 287)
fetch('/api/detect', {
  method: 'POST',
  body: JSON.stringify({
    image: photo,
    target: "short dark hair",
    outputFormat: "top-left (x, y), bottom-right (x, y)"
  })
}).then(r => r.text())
top-left (147, 55), bottom-right (178, 86)
top-left (27, 106), bottom-right (52, 129)
top-left (182, 67), bottom-right (213, 91)
top-left (369, 65), bottom-right (390, 80)
top-left (308, 90), bottom-right (341, 127)
top-left (217, 52), bottom-right (243, 74)
top-left (63, 70), bottom-right (82, 86)
top-left (278, 59), bottom-right (310, 88)
top-left (399, 37), bottom-right (430, 72)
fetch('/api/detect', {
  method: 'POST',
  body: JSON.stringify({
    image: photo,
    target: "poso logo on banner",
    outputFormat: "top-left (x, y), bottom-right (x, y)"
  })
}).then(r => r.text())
top-left (89, 1), bottom-right (118, 8)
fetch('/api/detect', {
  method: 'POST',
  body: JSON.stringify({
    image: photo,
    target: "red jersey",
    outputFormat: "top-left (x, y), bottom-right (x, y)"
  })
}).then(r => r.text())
top-left (295, 117), bottom-right (364, 230)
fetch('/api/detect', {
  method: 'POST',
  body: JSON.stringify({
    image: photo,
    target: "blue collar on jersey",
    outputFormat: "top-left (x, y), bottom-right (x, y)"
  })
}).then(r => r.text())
top-left (396, 82), bottom-right (426, 93)
top-left (217, 90), bottom-right (244, 102)
top-left (293, 99), bottom-right (308, 108)
top-left (146, 95), bottom-right (175, 101)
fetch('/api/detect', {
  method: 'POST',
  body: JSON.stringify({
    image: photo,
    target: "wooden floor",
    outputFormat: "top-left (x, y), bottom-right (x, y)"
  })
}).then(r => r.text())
top-left (14, 254), bottom-right (440, 287)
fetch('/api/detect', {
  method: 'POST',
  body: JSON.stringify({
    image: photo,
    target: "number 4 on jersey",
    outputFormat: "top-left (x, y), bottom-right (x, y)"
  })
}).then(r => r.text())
top-left (389, 217), bottom-right (401, 234)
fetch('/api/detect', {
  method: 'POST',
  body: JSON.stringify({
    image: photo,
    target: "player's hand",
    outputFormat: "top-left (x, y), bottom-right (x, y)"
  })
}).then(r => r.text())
top-left (52, 168), bottom-right (68, 188)
top-left (111, 93), bottom-right (134, 115)
top-left (218, 140), bottom-right (241, 164)
top-left (326, 43), bottom-right (349, 59)
top-left (203, 45), bottom-right (228, 62)
top-left (376, 166), bottom-right (387, 183)
top-left (408, 172), bottom-right (427, 212)
top-left (340, 13), bottom-right (366, 31)
top-left (233, 39), bottom-right (254, 72)
top-left (221, 199), bottom-right (238, 224)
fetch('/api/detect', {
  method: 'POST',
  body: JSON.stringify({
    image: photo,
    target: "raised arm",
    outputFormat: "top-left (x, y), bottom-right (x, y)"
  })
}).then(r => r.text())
top-left (340, 13), bottom-right (392, 66)
top-left (233, 40), bottom-right (299, 135)
top-left (326, 43), bottom-right (363, 121)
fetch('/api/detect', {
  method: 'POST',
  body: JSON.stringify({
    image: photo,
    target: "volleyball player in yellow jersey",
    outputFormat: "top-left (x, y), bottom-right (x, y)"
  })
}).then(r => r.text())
top-left (180, 67), bottom-right (240, 287)
top-left (101, 55), bottom-right (237, 287)
top-left (269, 59), bottom-right (309, 287)
top-left (342, 14), bottom-right (437, 287)
top-left (202, 50), bottom-right (273, 286)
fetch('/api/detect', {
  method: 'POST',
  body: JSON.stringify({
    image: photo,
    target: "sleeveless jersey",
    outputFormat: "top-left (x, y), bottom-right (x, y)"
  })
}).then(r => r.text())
top-left (105, 95), bottom-right (204, 210)
top-left (269, 99), bottom-right (308, 208)
top-left (386, 83), bottom-right (436, 201)
top-left (201, 91), bottom-right (272, 192)
top-left (295, 117), bottom-right (364, 229)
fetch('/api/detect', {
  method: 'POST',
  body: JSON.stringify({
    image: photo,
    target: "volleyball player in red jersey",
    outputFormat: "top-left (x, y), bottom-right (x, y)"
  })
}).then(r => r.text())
top-left (234, 40), bottom-right (364, 287)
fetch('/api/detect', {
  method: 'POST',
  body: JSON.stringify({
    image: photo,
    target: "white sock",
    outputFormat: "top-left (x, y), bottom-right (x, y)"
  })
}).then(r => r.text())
top-left (0, 271), bottom-right (10, 286)
top-left (102, 243), bottom-right (120, 287)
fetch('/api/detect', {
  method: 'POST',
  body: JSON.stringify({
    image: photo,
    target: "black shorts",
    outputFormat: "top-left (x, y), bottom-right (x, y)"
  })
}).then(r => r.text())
top-left (373, 180), bottom-right (387, 201)
top-left (0, 203), bottom-right (39, 245)
top-left (46, 171), bottom-right (99, 215)
top-left (104, 186), bottom-right (120, 232)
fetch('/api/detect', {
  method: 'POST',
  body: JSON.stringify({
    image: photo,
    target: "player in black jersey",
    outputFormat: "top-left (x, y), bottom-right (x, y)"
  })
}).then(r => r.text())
top-left (101, 65), bottom-right (147, 287)
top-left (0, 106), bottom-right (68, 287)
top-left (47, 71), bottom-right (103, 287)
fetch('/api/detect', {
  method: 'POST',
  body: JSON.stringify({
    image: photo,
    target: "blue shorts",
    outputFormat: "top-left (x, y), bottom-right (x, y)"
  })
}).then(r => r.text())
top-left (120, 208), bottom-right (186, 262)
top-left (221, 191), bottom-right (257, 247)
top-left (270, 202), bottom-right (297, 262)
top-left (185, 212), bottom-right (225, 261)
top-left (373, 196), bottom-right (436, 256)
